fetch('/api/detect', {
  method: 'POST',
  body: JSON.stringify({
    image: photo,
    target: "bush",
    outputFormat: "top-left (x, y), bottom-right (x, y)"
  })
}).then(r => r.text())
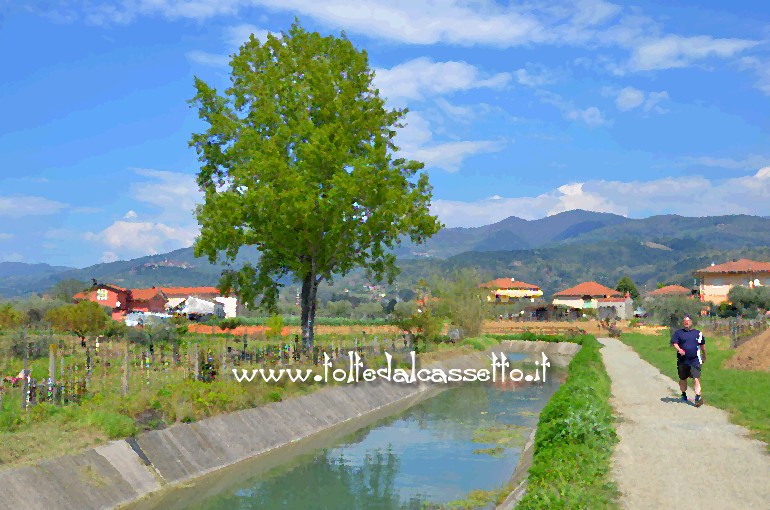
top-left (644, 295), bottom-right (703, 327)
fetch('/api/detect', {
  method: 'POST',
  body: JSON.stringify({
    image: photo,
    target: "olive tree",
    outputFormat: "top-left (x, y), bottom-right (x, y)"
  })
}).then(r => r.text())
top-left (190, 22), bottom-right (441, 348)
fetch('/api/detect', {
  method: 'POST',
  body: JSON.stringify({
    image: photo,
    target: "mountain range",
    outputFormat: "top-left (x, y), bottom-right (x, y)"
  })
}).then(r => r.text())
top-left (3, 210), bottom-right (770, 298)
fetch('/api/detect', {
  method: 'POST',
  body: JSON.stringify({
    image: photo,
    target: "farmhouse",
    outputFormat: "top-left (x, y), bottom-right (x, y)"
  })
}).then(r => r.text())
top-left (73, 283), bottom-right (238, 320)
top-left (479, 277), bottom-right (543, 303)
top-left (693, 259), bottom-right (770, 304)
top-left (552, 281), bottom-right (632, 319)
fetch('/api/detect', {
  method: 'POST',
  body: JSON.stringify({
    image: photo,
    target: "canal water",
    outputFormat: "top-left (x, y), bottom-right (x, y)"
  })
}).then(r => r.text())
top-left (129, 353), bottom-right (563, 510)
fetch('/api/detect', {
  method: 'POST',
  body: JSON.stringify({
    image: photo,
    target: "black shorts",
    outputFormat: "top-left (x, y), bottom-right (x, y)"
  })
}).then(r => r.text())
top-left (677, 362), bottom-right (701, 380)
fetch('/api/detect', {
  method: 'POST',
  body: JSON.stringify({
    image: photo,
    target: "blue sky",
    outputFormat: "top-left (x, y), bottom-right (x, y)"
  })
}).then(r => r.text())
top-left (2, 0), bottom-right (770, 268)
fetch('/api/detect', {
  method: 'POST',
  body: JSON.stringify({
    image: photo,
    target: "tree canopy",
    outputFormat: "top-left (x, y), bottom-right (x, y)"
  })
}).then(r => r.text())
top-left (615, 275), bottom-right (640, 300)
top-left (189, 22), bottom-right (442, 347)
top-left (46, 301), bottom-right (109, 340)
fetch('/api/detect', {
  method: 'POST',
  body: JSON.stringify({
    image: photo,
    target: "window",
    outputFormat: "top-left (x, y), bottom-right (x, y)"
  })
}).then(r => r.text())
top-left (710, 277), bottom-right (723, 286)
top-left (96, 289), bottom-right (108, 301)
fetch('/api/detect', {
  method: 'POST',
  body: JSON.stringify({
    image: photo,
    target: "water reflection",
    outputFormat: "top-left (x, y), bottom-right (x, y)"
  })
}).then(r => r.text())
top-left (134, 355), bottom-right (562, 510)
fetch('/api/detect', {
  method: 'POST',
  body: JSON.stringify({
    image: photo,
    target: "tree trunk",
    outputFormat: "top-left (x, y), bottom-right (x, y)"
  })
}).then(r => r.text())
top-left (307, 279), bottom-right (318, 348)
top-left (299, 272), bottom-right (320, 350)
top-left (300, 273), bottom-right (312, 350)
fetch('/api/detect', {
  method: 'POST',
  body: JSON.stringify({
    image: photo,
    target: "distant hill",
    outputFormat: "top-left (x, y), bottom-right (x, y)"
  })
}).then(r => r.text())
top-left (4, 210), bottom-right (770, 299)
top-left (394, 210), bottom-right (629, 257)
top-left (0, 262), bottom-right (73, 297)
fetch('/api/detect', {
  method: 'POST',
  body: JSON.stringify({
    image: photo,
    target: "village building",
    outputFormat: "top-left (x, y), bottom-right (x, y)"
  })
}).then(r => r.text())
top-left (479, 277), bottom-right (543, 303)
top-left (552, 281), bottom-right (633, 319)
top-left (693, 259), bottom-right (770, 304)
top-left (73, 284), bottom-right (130, 321)
top-left (159, 286), bottom-right (238, 318)
top-left (647, 284), bottom-right (693, 298)
top-left (73, 283), bottom-right (238, 320)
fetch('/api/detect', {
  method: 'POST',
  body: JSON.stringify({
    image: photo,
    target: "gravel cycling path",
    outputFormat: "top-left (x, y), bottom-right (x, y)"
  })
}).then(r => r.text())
top-left (599, 337), bottom-right (770, 510)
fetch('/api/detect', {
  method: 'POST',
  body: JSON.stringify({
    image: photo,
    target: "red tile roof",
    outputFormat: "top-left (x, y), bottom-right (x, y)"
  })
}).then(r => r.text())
top-left (73, 291), bottom-right (90, 300)
top-left (159, 286), bottom-right (220, 297)
top-left (553, 281), bottom-right (622, 298)
top-left (693, 259), bottom-right (770, 275)
top-left (597, 297), bottom-right (628, 303)
top-left (129, 288), bottom-right (166, 301)
top-left (649, 285), bottom-right (691, 296)
top-left (480, 278), bottom-right (541, 290)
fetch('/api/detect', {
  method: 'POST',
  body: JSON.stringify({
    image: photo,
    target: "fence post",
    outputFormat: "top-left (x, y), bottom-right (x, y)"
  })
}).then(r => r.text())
top-left (49, 343), bottom-right (57, 403)
top-left (193, 342), bottom-right (200, 380)
top-left (122, 341), bottom-right (130, 396)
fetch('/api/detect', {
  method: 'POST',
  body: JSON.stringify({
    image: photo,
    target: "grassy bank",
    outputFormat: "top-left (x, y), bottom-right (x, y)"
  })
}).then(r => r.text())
top-left (0, 333), bottom-right (481, 467)
top-left (515, 334), bottom-right (619, 509)
top-left (622, 332), bottom-right (770, 449)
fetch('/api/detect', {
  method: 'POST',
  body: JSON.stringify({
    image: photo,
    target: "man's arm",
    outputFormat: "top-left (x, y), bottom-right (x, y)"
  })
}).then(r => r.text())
top-left (700, 344), bottom-right (707, 363)
top-left (671, 331), bottom-right (685, 355)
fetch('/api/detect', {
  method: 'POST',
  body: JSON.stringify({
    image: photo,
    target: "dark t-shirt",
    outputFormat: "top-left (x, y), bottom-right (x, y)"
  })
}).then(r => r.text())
top-left (670, 328), bottom-right (705, 367)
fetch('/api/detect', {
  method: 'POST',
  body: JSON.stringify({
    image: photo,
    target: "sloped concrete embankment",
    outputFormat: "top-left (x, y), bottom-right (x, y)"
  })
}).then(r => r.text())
top-left (0, 342), bottom-right (578, 510)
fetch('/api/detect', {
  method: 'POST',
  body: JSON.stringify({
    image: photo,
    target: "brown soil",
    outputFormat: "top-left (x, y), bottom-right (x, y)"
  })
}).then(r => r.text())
top-left (724, 328), bottom-right (770, 371)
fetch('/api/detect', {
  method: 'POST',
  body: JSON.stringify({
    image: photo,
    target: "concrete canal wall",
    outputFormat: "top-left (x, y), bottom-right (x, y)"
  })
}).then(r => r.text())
top-left (0, 342), bottom-right (579, 510)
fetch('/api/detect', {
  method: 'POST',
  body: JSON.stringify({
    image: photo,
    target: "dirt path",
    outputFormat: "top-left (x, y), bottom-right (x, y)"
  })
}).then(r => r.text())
top-left (599, 337), bottom-right (770, 510)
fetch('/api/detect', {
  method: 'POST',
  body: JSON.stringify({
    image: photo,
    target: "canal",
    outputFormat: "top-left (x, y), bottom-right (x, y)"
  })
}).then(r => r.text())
top-left (127, 353), bottom-right (563, 509)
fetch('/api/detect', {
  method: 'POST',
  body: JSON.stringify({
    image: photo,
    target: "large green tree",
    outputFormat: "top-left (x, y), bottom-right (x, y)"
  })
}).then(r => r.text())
top-left (615, 275), bottom-right (640, 300)
top-left (189, 22), bottom-right (442, 347)
top-left (45, 301), bottom-right (109, 342)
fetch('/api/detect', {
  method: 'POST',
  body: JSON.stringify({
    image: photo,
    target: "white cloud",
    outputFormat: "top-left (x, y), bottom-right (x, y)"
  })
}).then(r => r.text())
top-left (0, 252), bottom-right (24, 263)
top-left (395, 112), bottom-right (505, 172)
top-left (538, 91), bottom-right (609, 127)
top-left (432, 167), bottom-right (770, 227)
top-left (43, 1), bottom-right (759, 78)
top-left (627, 35), bottom-right (758, 72)
top-left (615, 86), bottom-right (644, 111)
top-left (129, 168), bottom-right (201, 223)
top-left (186, 50), bottom-right (230, 68)
top-left (0, 195), bottom-right (67, 217)
top-left (88, 220), bottom-right (197, 258)
top-left (374, 58), bottom-right (510, 104)
top-left (613, 86), bottom-right (668, 113)
top-left (101, 251), bottom-right (119, 263)
top-left (82, 169), bottom-right (202, 260)
top-left (0, 233), bottom-right (14, 240)
top-left (685, 154), bottom-right (770, 170)
top-left (515, 65), bottom-right (558, 87)
top-left (225, 23), bottom-right (272, 47)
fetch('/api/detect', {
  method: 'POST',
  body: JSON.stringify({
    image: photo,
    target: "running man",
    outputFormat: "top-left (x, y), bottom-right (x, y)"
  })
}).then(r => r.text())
top-left (670, 314), bottom-right (707, 407)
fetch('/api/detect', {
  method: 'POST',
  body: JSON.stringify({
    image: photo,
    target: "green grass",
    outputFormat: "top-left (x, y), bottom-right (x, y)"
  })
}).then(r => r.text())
top-left (622, 333), bottom-right (770, 450)
top-left (516, 334), bottom-right (619, 510)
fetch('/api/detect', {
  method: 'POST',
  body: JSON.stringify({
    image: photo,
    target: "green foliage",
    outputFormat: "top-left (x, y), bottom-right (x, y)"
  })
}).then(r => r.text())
top-left (45, 300), bottom-right (109, 340)
top-left (325, 300), bottom-right (354, 318)
top-left (615, 275), bottom-right (639, 299)
top-left (644, 295), bottom-right (704, 327)
top-left (431, 268), bottom-right (488, 337)
top-left (79, 411), bottom-right (138, 439)
top-left (217, 317), bottom-right (244, 330)
top-left (0, 303), bottom-right (23, 330)
top-left (517, 335), bottom-right (618, 509)
top-left (47, 279), bottom-right (89, 302)
top-left (727, 286), bottom-right (770, 313)
top-left (265, 314), bottom-right (284, 340)
top-left (189, 20), bottom-right (441, 347)
top-left (392, 306), bottom-right (443, 344)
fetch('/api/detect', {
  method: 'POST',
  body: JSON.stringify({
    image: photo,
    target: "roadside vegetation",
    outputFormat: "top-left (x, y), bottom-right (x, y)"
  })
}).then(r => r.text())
top-left (516, 333), bottom-right (619, 509)
top-left (622, 332), bottom-right (770, 449)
